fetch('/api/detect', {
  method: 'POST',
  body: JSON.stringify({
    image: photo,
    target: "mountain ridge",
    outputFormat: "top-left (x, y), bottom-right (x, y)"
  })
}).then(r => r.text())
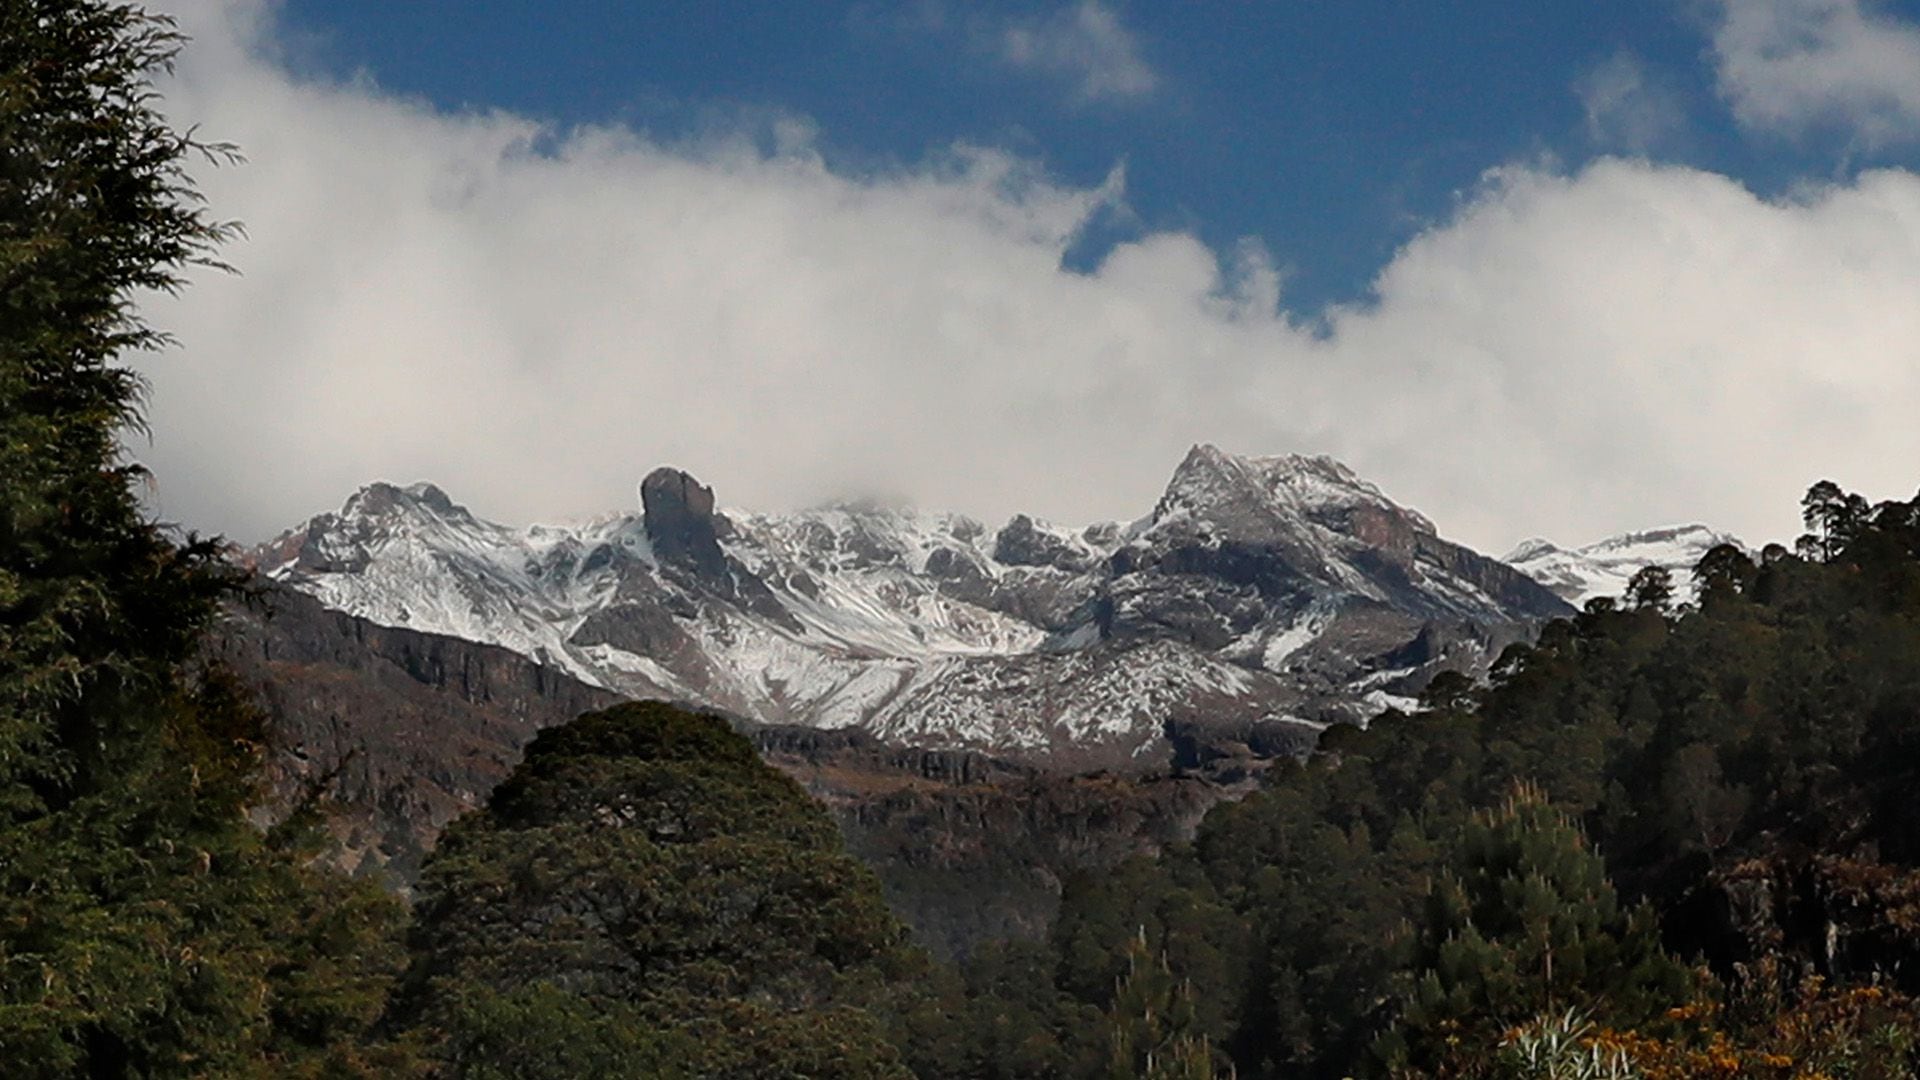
top-left (1503, 523), bottom-right (1745, 605)
top-left (253, 446), bottom-right (1703, 767)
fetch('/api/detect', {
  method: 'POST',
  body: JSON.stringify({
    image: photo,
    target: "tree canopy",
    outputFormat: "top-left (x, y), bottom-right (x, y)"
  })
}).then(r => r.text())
top-left (392, 702), bottom-right (944, 1078)
top-left (1010, 478), bottom-right (1920, 1077)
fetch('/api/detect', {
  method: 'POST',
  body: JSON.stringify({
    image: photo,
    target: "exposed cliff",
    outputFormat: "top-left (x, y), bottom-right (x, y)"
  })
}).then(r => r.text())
top-left (217, 583), bottom-right (621, 886)
top-left (220, 583), bottom-right (1262, 957)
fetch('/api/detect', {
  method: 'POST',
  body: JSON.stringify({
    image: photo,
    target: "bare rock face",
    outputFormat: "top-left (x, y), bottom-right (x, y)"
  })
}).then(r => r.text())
top-left (641, 467), bottom-right (729, 581)
top-left (994, 514), bottom-right (1098, 572)
top-left (216, 582), bottom-right (622, 888)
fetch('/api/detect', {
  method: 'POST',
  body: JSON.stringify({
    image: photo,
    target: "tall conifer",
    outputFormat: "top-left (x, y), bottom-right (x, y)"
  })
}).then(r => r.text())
top-left (0, 6), bottom-right (411, 1074)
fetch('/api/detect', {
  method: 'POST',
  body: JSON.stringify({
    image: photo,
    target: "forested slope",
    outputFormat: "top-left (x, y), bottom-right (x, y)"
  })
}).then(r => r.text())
top-left (962, 483), bottom-right (1920, 1077)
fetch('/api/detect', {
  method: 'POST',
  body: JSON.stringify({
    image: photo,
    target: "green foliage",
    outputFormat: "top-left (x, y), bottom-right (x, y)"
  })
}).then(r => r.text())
top-left (397, 702), bottom-right (934, 1078)
top-left (1379, 786), bottom-right (1691, 1072)
top-left (1052, 856), bottom-right (1246, 1039)
top-left (0, 5), bottom-right (417, 1074)
top-left (1027, 481), bottom-right (1920, 1078)
top-left (435, 983), bottom-right (691, 1080)
top-left (1099, 932), bottom-right (1225, 1080)
top-left (0, 0), bottom-right (239, 806)
top-left (935, 939), bottom-right (1090, 1079)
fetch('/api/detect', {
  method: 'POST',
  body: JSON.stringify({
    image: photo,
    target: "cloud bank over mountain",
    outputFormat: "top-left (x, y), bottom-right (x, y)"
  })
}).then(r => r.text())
top-left (139, 0), bottom-right (1920, 553)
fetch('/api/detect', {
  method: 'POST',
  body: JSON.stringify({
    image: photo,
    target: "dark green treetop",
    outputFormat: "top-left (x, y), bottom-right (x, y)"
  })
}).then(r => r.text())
top-left (395, 701), bottom-right (945, 1079)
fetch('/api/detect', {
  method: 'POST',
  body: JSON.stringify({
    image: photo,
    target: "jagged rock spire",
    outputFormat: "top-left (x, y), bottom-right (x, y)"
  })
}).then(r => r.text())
top-left (640, 467), bottom-right (730, 582)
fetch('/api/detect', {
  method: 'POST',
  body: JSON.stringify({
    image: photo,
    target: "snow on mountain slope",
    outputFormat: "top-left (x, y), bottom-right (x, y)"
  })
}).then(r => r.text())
top-left (724, 503), bottom-right (1054, 658)
top-left (255, 447), bottom-right (1576, 766)
top-left (1504, 525), bottom-right (1744, 606)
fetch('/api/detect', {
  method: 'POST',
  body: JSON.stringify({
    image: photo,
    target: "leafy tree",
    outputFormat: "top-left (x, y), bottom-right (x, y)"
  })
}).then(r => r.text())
top-left (0, 4), bottom-right (415, 1075)
top-left (393, 702), bottom-right (941, 1078)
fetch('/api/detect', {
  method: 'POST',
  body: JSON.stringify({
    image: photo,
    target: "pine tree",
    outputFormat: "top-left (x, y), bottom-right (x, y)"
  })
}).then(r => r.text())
top-left (1797, 480), bottom-right (1869, 561)
top-left (1624, 565), bottom-right (1674, 614)
top-left (1378, 785), bottom-right (1692, 1074)
top-left (1099, 932), bottom-right (1223, 1080)
top-left (0, 5), bottom-right (414, 1074)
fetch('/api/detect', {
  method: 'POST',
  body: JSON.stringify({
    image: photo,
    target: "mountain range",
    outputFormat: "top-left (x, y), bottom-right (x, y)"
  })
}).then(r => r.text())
top-left (249, 445), bottom-right (1733, 770)
top-left (1503, 524), bottom-right (1743, 605)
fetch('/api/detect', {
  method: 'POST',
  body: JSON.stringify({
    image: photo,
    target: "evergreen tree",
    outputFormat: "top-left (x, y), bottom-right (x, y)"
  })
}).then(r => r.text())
top-left (935, 939), bottom-right (1087, 1080)
top-left (1691, 542), bottom-right (1756, 609)
top-left (0, 5), bottom-right (414, 1074)
top-left (1376, 785), bottom-right (1691, 1074)
top-left (1797, 479), bottom-right (1869, 561)
top-left (393, 702), bottom-right (941, 1078)
top-left (1623, 565), bottom-right (1674, 613)
top-left (1099, 932), bottom-right (1224, 1080)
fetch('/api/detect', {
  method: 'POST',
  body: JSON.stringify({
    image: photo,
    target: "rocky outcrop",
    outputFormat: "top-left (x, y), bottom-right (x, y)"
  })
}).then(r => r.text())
top-left (217, 582), bottom-right (621, 887)
top-left (1680, 853), bottom-right (1920, 988)
top-left (994, 514), bottom-right (1100, 572)
top-left (641, 466), bottom-right (730, 580)
top-left (1163, 713), bottom-right (1323, 781)
top-left (748, 724), bottom-right (1032, 787)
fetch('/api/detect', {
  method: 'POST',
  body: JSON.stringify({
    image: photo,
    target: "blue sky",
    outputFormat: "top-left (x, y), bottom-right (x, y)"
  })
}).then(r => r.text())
top-left (142, 0), bottom-right (1920, 552)
top-left (270, 0), bottom-right (1919, 314)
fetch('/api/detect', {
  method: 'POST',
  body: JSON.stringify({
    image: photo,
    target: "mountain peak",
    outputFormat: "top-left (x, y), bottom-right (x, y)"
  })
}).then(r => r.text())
top-left (259, 451), bottom-right (1583, 765)
top-left (1154, 445), bottom-right (1434, 538)
top-left (1502, 537), bottom-right (1562, 563)
top-left (1582, 523), bottom-right (1735, 555)
top-left (341, 480), bottom-right (468, 522)
top-left (401, 481), bottom-right (455, 510)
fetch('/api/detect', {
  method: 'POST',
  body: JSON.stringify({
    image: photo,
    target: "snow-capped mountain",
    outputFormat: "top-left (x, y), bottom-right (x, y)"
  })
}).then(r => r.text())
top-left (1502, 525), bottom-right (1744, 606)
top-left (253, 446), bottom-right (1574, 766)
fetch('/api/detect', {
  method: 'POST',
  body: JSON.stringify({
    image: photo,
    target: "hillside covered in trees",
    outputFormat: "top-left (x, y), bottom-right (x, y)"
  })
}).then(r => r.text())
top-left (974, 482), bottom-right (1920, 1077)
top-left (7, 3), bottom-right (1920, 1076)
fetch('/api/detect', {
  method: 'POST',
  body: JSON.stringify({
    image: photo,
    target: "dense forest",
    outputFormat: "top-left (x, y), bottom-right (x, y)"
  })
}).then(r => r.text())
top-left (6, 3), bottom-right (1920, 1076)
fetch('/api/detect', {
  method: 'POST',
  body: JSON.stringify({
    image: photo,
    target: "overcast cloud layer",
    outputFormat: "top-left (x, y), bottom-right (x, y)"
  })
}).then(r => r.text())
top-left (136, 0), bottom-right (1920, 555)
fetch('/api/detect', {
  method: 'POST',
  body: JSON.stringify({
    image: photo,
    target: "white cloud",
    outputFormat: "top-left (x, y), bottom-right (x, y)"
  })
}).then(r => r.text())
top-left (1574, 51), bottom-right (1684, 152)
top-left (1708, 0), bottom-right (1920, 144)
top-left (135, 0), bottom-right (1920, 559)
top-left (999, 1), bottom-right (1158, 104)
